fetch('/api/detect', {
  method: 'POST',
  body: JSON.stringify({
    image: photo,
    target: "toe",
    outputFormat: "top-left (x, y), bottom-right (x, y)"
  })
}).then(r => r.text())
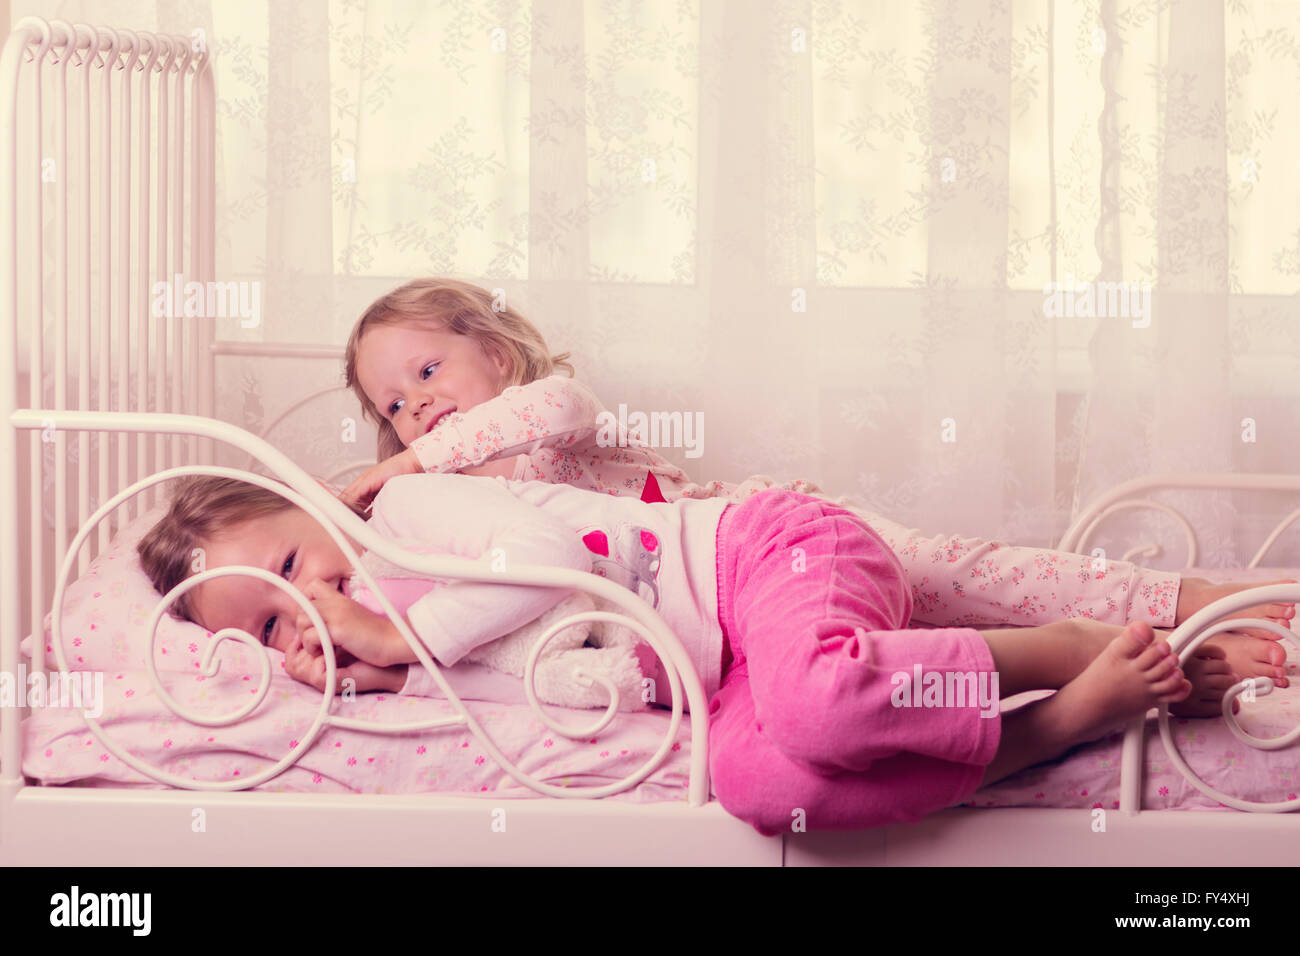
top-left (1138, 647), bottom-right (1180, 676)
top-left (1150, 664), bottom-right (1185, 691)
top-left (1142, 650), bottom-right (1180, 681)
top-left (1115, 622), bottom-right (1156, 657)
top-left (1241, 626), bottom-right (1285, 641)
top-left (1135, 640), bottom-right (1172, 670)
top-left (1156, 677), bottom-right (1193, 702)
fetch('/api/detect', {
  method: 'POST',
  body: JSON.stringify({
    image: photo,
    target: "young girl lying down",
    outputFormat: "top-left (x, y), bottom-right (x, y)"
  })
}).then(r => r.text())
top-left (335, 278), bottom-right (1295, 691)
top-left (140, 470), bottom-right (1236, 835)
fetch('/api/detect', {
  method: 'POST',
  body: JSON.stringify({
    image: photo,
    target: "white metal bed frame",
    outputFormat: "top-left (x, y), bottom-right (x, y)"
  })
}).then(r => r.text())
top-left (2, 17), bottom-right (1299, 866)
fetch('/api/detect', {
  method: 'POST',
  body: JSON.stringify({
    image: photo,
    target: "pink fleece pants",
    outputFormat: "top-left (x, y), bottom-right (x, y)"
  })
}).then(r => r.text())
top-left (707, 490), bottom-right (1003, 836)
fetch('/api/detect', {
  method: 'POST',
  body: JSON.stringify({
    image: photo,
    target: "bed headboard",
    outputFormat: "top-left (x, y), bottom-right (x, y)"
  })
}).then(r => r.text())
top-left (0, 16), bottom-right (382, 725)
top-left (0, 17), bottom-right (216, 600)
top-left (0, 17), bottom-right (379, 627)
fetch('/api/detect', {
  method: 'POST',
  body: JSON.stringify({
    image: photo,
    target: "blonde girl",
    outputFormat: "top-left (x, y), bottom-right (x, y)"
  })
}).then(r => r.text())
top-left (139, 471), bottom-right (1224, 834)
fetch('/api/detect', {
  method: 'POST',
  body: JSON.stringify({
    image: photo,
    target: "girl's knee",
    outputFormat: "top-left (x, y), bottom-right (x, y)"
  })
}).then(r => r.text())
top-left (748, 625), bottom-right (901, 767)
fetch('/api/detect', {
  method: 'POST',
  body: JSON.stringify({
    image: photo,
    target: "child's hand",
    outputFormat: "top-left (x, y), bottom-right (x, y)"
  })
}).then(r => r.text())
top-left (294, 579), bottom-right (414, 668)
top-left (339, 449), bottom-right (422, 513)
top-left (284, 638), bottom-right (407, 694)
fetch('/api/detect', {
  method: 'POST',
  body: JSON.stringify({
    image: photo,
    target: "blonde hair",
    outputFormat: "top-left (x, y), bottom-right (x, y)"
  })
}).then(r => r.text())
top-left (345, 278), bottom-right (574, 460)
top-left (136, 477), bottom-right (301, 625)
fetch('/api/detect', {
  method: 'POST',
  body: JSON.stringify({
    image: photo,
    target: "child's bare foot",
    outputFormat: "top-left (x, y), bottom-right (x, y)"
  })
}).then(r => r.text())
top-left (1201, 629), bottom-right (1289, 689)
top-left (1165, 642), bottom-right (1241, 717)
top-left (1177, 577), bottom-right (1295, 637)
top-left (978, 622), bottom-right (1193, 788)
top-left (1050, 622), bottom-right (1191, 745)
top-left (1177, 577), bottom-right (1295, 687)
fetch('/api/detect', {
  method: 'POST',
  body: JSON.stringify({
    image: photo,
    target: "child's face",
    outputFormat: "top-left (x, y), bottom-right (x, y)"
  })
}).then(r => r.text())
top-left (189, 508), bottom-right (357, 655)
top-left (355, 323), bottom-right (510, 449)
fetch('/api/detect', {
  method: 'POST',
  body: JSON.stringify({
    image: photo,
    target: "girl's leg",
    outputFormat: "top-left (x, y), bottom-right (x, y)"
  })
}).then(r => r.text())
top-left (824, 495), bottom-right (1294, 686)
top-left (706, 622), bottom-right (1191, 836)
top-left (707, 491), bottom-right (1193, 834)
top-left (716, 491), bottom-right (1001, 774)
top-left (978, 621), bottom-right (1190, 786)
top-left (983, 617), bottom-right (1232, 719)
top-left (975, 621), bottom-right (1103, 693)
top-left (812, 495), bottom-right (1181, 630)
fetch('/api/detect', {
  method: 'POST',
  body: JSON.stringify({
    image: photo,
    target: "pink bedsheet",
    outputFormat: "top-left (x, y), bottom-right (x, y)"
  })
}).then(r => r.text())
top-left (21, 667), bottom-right (695, 801)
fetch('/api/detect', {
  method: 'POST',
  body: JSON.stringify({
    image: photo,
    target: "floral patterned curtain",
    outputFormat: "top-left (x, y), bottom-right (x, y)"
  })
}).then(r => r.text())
top-left (13, 0), bottom-right (1300, 567)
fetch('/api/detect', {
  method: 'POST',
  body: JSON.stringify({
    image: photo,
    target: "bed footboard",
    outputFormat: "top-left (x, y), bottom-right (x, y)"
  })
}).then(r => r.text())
top-left (1063, 473), bottom-right (1300, 816)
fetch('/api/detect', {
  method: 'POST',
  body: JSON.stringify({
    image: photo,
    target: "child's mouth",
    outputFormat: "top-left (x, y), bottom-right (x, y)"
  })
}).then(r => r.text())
top-left (424, 408), bottom-right (454, 434)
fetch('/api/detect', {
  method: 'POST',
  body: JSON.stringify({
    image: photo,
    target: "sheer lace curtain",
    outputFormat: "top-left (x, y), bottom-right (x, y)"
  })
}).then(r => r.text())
top-left (13, 0), bottom-right (1300, 568)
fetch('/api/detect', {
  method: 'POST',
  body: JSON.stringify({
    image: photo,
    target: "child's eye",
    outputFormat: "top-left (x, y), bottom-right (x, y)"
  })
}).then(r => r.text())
top-left (260, 551), bottom-right (295, 646)
top-left (386, 364), bottom-right (437, 416)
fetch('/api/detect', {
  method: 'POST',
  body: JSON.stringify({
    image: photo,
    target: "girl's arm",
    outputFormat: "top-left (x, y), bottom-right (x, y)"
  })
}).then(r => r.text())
top-left (855, 508), bottom-right (1182, 629)
top-left (408, 374), bottom-right (606, 473)
top-left (367, 472), bottom-right (593, 667)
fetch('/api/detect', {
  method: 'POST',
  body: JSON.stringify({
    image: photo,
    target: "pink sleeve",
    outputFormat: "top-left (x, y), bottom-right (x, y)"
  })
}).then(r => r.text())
top-left (855, 508), bottom-right (1182, 628)
top-left (408, 375), bottom-right (606, 473)
top-left (369, 473), bottom-right (593, 666)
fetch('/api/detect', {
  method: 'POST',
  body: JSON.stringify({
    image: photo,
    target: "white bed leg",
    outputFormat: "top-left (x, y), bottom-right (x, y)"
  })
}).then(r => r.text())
top-left (1119, 715), bottom-right (1144, 813)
